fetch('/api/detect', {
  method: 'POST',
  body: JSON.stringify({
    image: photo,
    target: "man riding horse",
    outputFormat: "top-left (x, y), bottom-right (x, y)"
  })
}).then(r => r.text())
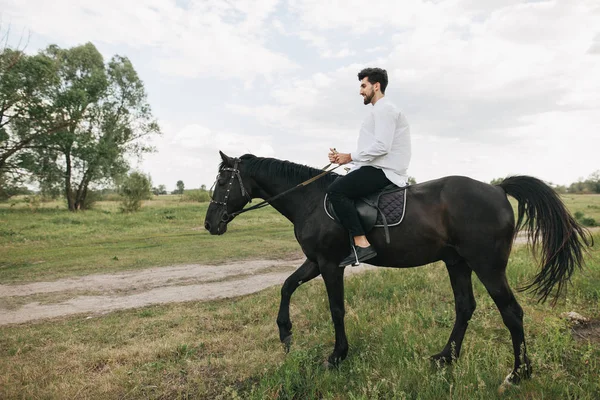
top-left (328, 67), bottom-right (412, 267)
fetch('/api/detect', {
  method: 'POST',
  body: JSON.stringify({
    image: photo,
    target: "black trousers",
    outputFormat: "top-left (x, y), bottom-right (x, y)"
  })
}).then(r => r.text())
top-left (327, 166), bottom-right (392, 237)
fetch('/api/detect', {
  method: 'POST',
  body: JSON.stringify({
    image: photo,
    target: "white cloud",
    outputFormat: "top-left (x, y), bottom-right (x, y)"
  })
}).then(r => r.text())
top-left (1, 0), bottom-right (297, 81)
top-left (138, 122), bottom-right (275, 189)
top-left (2, 0), bottom-right (599, 189)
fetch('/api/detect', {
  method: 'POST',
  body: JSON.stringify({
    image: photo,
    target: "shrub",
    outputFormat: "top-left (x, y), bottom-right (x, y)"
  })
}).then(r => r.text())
top-left (574, 211), bottom-right (597, 227)
top-left (119, 172), bottom-right (152, 212)
top-left (581, 217), bottom-right (597, 227)
top-left (181, 189), bottom-right (211, 203)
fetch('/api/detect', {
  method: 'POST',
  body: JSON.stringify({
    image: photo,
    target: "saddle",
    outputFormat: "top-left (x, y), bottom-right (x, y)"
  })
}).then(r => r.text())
top-left (324, 184), bottom-right (408, 244)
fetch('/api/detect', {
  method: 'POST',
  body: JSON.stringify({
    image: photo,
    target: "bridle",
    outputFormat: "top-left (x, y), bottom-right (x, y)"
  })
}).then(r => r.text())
top-left (209, 158), bottom-right (252, 222)
top-left (210, 157), bottom-right (340, 221)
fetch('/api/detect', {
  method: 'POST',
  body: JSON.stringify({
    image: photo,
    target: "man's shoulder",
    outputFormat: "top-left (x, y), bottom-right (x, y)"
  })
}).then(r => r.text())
top-left (374, 97), bottom-right (400, 115)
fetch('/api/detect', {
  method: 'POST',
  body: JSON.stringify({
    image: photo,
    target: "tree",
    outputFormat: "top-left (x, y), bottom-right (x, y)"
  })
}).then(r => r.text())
top-left (119, 171), bottom-right (152, 212)
top-left (26, 43), bottom-right (160, 211)
top-left (176, 180), bottom-right (185, 194)
top-left (152, 184), bottom-right (167, 196)
top-left (585, 170), bottom-right (600, 194)
top-left (490, 177), bottom-right (504, 185)
top-left (0, 30), bottom-right (69, 192)
top-left (569, 179), bottom-right (587, 194)
top-left (408, 176), bottom-right (417, 185)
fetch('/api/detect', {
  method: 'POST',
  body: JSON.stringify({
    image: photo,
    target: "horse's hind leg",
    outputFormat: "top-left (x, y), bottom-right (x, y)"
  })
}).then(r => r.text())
top-left (276, 259), bottom-right (320, 351)
top-left (431, 258), bottom-right (476, 364)
top-left (475, 267), bottom-right (532, 385)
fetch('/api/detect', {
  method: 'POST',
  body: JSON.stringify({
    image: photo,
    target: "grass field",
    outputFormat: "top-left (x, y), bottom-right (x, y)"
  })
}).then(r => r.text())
top-left (0, 196), bottom-right (299, 283)
top-left (1, 194), bottom-right (599, 284)
top-left (1, 194), bottom-right (599, 399)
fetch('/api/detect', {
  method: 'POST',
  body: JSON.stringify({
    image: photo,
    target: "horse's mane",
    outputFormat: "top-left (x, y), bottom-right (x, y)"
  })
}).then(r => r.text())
top-left (220, 154), bottom-right (339, 189)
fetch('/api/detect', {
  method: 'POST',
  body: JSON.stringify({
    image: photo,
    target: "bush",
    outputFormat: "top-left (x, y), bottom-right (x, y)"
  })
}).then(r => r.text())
top-left (181, 189), bottom-right (211, 203)
top-left (581, 217), bottom-right (597, 227)
top-left (119, 172), bottom-right (152, 212)
top-left (574, 211), bottom-right (597, 227)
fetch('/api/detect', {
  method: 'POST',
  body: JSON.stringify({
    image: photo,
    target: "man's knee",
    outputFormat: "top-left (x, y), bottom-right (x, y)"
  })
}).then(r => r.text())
top-left (327, 191), bottom-right (347, 207)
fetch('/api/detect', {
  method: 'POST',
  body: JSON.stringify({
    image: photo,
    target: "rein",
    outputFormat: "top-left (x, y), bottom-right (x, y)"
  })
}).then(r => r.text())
top-left (211, 159), bottom-right (341, 219)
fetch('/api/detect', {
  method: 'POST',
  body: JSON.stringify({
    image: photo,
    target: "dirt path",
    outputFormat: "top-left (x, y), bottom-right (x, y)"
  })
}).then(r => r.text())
top-left (2, 229), bottom-right (596, 326)
top-left (0, 258), bottom-right (375, 326)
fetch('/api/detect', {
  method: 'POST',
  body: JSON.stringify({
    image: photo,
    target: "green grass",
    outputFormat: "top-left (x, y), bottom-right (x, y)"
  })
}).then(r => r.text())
top-left (0, 197), bottom-right (298, 283)
top-left (1, 194), bottom-right (599, 398)
top-left (0, 236), bottom-right (598, 399)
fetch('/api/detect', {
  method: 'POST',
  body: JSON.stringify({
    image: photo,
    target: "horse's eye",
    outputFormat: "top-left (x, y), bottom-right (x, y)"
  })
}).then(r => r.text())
top-left (218, 177), bottom-right (227, 185)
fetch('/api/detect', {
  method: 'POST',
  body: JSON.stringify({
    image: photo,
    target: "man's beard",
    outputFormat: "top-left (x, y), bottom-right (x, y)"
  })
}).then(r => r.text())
top-left (363, 90), bottom-right (374, 105)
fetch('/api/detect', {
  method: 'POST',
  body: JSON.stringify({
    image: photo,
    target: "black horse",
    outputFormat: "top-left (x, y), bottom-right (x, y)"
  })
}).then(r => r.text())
top-left (204, 152), bottom-right (592, 386)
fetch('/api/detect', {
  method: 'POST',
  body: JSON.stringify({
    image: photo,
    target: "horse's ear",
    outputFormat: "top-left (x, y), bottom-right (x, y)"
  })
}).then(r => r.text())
top-left (219, 151), bottom-right (233, 166)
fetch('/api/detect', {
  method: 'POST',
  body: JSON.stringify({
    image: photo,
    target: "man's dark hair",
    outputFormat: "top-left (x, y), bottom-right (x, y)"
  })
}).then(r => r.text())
top-left (358, 67), bottom-right (388, 94)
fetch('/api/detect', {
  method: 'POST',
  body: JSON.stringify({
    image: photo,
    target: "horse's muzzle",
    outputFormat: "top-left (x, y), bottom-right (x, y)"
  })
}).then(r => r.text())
top-left (204, 219), bottom-right (228, 235)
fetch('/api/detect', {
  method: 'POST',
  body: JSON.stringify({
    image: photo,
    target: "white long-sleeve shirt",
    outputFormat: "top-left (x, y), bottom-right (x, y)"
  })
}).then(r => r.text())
top-left (351, 96), bottom-right (412, 187)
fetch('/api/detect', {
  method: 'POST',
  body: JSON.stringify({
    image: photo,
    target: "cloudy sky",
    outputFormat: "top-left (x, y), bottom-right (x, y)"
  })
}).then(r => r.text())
top-left (2, 0), bottom-right (599, 190)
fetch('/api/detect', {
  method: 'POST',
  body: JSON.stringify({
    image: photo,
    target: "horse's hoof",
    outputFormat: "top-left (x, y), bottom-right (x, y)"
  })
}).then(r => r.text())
top-left (498, 368), bottom-right (531, 395)
top-left (282, 335), bottom-right (292, 353)
top-left (323, 360), bottom-right (334, 370)
top-left (429, 353), bottom-right (454, 366)
top-left (498, 374), bottom-right (514, 395)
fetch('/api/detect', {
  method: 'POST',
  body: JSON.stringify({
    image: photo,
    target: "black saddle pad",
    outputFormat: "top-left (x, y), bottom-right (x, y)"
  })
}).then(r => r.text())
top-left (324, 185), bottom-right (407, 231)
top-left (373, 186), bottom-right (407, 226)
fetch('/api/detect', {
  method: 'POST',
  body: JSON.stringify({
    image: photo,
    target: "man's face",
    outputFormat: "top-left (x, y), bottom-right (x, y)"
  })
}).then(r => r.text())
top-left (360, 77), bottom-right (376, 105)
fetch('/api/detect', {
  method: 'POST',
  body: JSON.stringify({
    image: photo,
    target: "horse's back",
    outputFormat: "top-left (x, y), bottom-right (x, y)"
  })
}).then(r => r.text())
top-left (401, 175), bottom-right (514, 243)
top-left (411, 175), bottom-right (515, 256)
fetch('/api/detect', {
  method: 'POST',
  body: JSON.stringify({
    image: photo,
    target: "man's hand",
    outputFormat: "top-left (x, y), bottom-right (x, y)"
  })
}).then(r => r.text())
top-left (328, 148), bottom-right (352, 165)
top-left (328, 148), bottom-right (338, 163)
top-left (335, 153), bottom-right (352, 165)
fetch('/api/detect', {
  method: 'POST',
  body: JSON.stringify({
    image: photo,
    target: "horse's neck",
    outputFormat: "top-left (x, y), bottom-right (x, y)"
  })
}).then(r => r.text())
top-left (253, 172), bottom-right (323, 223)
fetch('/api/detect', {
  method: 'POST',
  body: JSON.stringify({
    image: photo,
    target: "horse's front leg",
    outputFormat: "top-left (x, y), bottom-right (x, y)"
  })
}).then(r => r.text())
top-left (321, 262), bottom-right (348, 367)
top-left (276, 259), bottom-right (320, 351)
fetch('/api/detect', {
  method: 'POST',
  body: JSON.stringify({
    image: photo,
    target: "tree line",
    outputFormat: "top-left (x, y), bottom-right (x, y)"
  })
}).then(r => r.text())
top-left (1, 33), bottom-right (160, 210)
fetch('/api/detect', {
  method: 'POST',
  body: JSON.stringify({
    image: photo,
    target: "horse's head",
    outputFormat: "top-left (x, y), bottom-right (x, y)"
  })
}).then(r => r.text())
top-left (204, 151), bottom-right (253, 235)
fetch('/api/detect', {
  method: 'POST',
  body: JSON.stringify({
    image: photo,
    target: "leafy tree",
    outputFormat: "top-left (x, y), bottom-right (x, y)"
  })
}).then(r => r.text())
top-left (176, 180), bottom-right (185, 194)
top-left (0, 31), bottom-right (69, 191)
top-left (26, 43), bottom-right (160, 211)
top-left (553, 185), bottom-right (567, 194)
top-left (490, 177), bottom-right (504, 185)
top-left (568, 179), bottom-right (587, 194)
top-left (119, 171), bottom-right (152, 212)
top-left (152, 184), bottom-right (167, 196)
top-left (408, 176), bottom-right (417, 185)
top-left (586, 170), bottom-right (600, 194)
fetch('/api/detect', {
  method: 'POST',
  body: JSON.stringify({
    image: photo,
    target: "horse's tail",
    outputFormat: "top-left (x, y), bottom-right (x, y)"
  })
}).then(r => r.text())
top-left (497, 176), bottom-right (593, 303)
